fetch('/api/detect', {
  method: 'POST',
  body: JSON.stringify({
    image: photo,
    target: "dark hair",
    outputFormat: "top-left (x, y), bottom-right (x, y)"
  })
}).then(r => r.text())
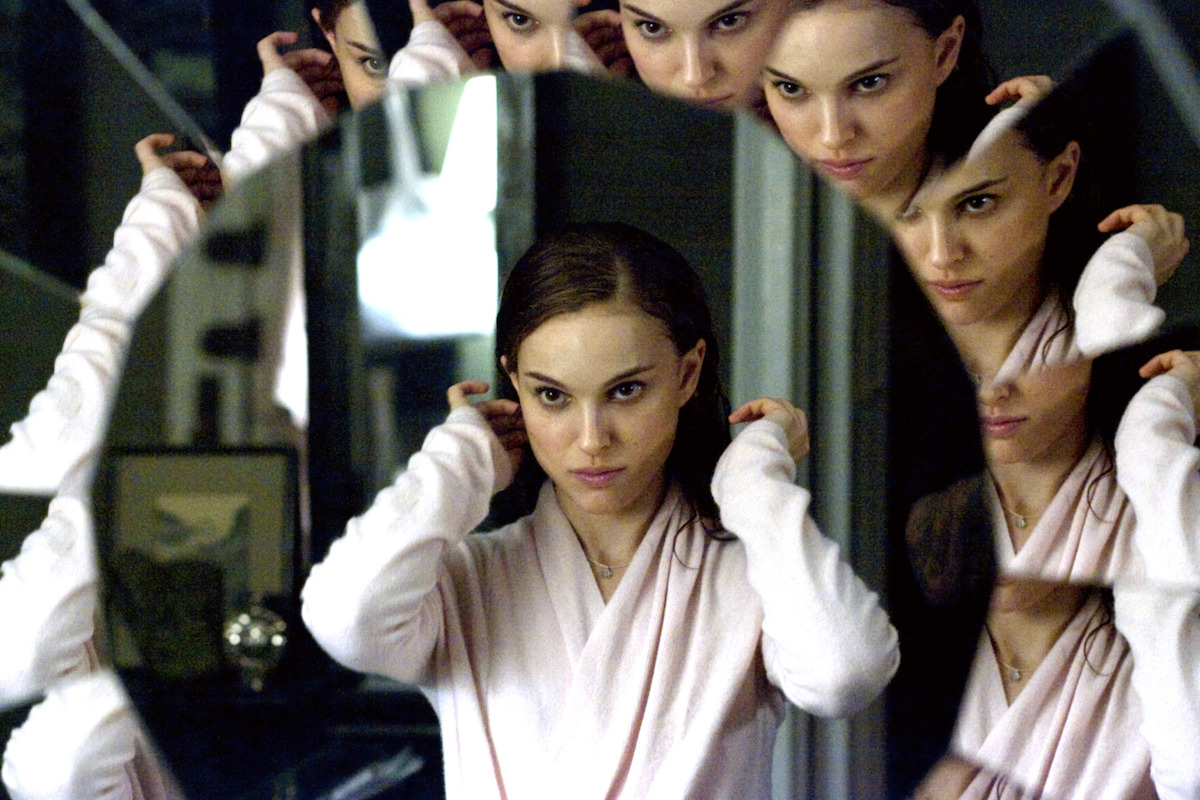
top-left (1007, 84), bottom-right (1106, 335)
top-left (491, 222), bottom-right (731, 532)
top-left (312, 0), bottom-right (353, 31)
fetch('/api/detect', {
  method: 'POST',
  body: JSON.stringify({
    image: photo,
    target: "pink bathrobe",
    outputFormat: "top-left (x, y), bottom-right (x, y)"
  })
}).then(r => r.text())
top-left (953, 596), bottom-right (1155, 800)
top-left (302, 410), bottom-right (899, 799)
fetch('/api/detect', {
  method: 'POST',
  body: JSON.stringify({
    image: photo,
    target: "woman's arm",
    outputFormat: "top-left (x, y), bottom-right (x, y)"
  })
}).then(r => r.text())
top-left (0, 138), bottom-right (202, 495)
top-left (222, 33), bottom-right (335, 186)
top-left (712, 402), bottom-right (900, 717)
top-left (1116, 351), bottom-right (1200, 588)
top-left (1113, 586), bottom-right (1200, 800)
top-left (1073, 204), bottom-right (1188, 357)
top-left (301, 400), bottom-right (515, 682)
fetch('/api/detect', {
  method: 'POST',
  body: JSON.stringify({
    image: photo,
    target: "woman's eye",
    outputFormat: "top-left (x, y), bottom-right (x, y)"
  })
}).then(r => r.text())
top-left (713, 12), bottom-right (750, 32)
top-left (611, 381), bottom-right (645, 401)
top-left (635, 20), bottom-right (667, 39)
top-left (503, 12), bottom-right (536, 31)
top-left (772, 80), bottom-right (805, 100)
top-left (851, 74), bottom-right (887, 94)
top-left (535, 387), bottom-right (566, 407)
top-left (961, 195), bottom-right (997, 214)
top-left (360, 57), bottom-right (386, 77)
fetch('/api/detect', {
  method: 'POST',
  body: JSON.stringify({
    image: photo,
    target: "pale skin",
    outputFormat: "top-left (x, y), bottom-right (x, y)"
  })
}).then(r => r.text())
top-left (762, 1), bottom-right (963, 218)
top-left (620, 0), bottom-right (791, 110)
top-left (447, 302), bottom-right (808, 602)
top-left (986, 577), bottom-right (1089, 705)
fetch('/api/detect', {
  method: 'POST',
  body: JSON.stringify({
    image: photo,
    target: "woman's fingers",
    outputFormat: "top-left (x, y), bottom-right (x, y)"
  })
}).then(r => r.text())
top-left (1099, 203), bottom-right (1189, 285)
top-left (256, 31), bottom-right (298, 76)
top-left (985, 74), bottom-right (1054, 107)
top-left (134, 133), bottom-right (175, 175)
top-left (447, 380), bottom-right (491, 409)
top-left (730, 397), bottom-right (810, 461)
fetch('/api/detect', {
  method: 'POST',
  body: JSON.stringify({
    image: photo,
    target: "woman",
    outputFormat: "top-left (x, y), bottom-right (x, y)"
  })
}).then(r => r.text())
top-left (761, 0), bottom-right (993, 218)
top-left (301, 222), bottom-right (899, 797)
top-left (617, 0), bottom-right (791, 111)
top-left (909, 348), bottom-right (1200, 799)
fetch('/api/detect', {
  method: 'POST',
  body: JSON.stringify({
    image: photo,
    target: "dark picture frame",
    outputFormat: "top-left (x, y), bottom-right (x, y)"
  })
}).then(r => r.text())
top-left (97, 446), bottom-right (298, 678)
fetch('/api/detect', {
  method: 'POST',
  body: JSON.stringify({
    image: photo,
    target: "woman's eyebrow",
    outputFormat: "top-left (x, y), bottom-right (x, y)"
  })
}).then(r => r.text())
top-left (494, 0), bottom-right (537, 16)
top-left (706, 0), bottom-right (756, 24)
top-left (844, 56), bottom-right (900, 83)
top-left (524, 365), bottom-right (654, 388)
top-left (348, 40), bottom-right (385, 58)
top-left (623, 4), bottom-right (666, 24)
top-left (951, 177), bottom-right (1007, 204)
top-left (763, 66), bottom-right (801, 84)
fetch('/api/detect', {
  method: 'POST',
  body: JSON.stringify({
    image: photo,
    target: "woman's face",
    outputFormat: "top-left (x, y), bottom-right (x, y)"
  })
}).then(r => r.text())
top-left (505, 301), bottom-right (704, 524)
top-left (891, 132), bottom-right (1079, 331)
top-left (482, 0), bottom-right (590, 73)
top-left (620, 0), bottom-right (790, 110)
top-left (762, 0), bottom-right (962, 210)
top-left (976, 358), bottom-right (1092, 468)
top-left (315, 2), bottom-right (388, 109)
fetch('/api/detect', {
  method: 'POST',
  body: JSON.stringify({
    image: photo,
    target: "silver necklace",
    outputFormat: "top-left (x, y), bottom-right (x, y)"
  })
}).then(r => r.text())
top-left (584, 554), bottom-right (630, 580)
top-left (986, 626), bottom-right (1025, 683)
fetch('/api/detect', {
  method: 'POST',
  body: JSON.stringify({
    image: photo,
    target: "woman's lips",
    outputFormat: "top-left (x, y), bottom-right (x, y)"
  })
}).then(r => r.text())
top-left (929, 279), bottom-right (983, 300)
top-left (981, 415), bottom-right (1026, 439)
top-left (571, 468), bottom-right (624, 488)
top-left (817, 158), bottom-right (872, 180)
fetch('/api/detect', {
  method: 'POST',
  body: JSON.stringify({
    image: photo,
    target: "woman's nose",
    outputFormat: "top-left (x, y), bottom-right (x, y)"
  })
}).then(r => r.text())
top-left (577, 405), bottom-right (612, 455)
top-left (819, 98), bottom-right (855, 149)
top-left (681, 39), bottom-right (717, 89)
top-left (928, 217), bottom-right (966, 270)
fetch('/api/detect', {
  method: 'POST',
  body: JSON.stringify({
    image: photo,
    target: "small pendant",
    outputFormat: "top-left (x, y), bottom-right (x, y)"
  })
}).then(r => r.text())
top-left (1007, 666), bottom-right (1022, 682)
top-left (597, 565), bottom-right (613, 579)
top-left (1014, 515), bottom-right (1027, 529)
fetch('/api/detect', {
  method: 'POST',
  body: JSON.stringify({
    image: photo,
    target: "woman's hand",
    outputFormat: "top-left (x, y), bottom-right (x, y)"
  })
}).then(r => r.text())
top-left (1098, 203), bottom-right (1190, 286)
top-left (985, 74), bottom-right (1055, 108)
top-left (1140, 350), bottom-right (1200, 418)
top-left (729, 397), bottom-right (810, 462)
top-left (448, 380), bottom-right (526, 484)
top-left (434, 1), bottom-right (496, 70)
top-left (575, 10), bottom-right (634, 77)
top-left (134, 133), bottom-right (223, 210)
top-left (258, 31), bottom-right (344, 116)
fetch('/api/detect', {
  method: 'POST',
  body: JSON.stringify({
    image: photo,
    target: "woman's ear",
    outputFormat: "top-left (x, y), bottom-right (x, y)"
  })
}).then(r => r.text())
top-left (501, 355), bottom-right (519, 392)
top-left (1044, 140), bottom-right (1081, 213)
top-left (312, 8), bottom-right (338, 48)
top-left (933, 15), bottom-right (966, 86)
top-left (677, 339), bottom-right (706, 407)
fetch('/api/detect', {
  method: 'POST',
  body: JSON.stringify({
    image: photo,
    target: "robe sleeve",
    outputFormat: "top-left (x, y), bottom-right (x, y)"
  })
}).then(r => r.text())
top-left (222, 67), bottom-right (332, 186)
top-left (0, 167), bottom-right (201, 495)
top-left (1072, 231), bottom-right (1163, 357)
top-left (0, 672), bottom-right (143, 800)
top-left (710, 419), bottom-right (900, 717)
top-left (1115, 374), bottom-right (1200, 587)
top-left (1113, 586), bottom-right (1200, 800)
top-left (301, 406), bottom-right (511, 682)
top-left (388, 20), bottom-right (475, 86)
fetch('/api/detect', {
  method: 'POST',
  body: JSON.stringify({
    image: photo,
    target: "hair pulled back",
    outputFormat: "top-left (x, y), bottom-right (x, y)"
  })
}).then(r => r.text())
top-left (494, 222), bottom-right (731, 531)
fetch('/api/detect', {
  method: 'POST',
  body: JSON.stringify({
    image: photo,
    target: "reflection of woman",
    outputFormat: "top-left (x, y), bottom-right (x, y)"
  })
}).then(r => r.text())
top-left (0, 135), bottom-right (207, 800)
top-left (302, 223), bottom-right (898, 797)
top-left (896, 104), bottom-right (1189, 582)
top-left (762, 0), bottom-right (992, 216)
top-left (909, 344), bottom-right (1200, 799)
top-left (617, 0), bottom-right (791, 111)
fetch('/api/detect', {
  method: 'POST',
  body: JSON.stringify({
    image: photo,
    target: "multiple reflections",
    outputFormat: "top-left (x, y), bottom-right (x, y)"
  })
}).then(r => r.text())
top-left (0, 0), bottom-right (1196, 799)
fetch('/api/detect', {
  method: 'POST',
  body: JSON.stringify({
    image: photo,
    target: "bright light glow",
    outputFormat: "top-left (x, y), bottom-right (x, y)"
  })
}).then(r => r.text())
top-left (358, 77), bottom-right (499, 338)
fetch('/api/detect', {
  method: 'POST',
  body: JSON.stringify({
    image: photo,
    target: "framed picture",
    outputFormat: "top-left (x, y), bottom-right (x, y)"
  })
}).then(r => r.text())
top-left (97, 447), bottom-right (298, 678)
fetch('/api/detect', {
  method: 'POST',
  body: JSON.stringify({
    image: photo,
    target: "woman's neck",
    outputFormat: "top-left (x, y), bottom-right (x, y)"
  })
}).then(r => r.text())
top-left (556, 476), bottom-right (667, 580)
top-left (987, 583), bottom-right (1090, 705)
top-left (989, 421), bottom-right (1091, 552)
